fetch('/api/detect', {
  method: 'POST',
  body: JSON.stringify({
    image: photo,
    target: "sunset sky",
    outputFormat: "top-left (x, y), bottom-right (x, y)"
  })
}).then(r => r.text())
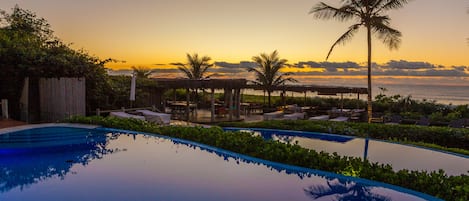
top-left (1, 0), bottom-right (468, 82)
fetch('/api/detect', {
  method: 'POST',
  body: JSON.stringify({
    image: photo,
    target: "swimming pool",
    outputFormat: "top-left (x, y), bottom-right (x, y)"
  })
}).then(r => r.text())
top-left (0, 124), bottom-right (441, 201)
top-left (223, 127), bottom-right (469, 176)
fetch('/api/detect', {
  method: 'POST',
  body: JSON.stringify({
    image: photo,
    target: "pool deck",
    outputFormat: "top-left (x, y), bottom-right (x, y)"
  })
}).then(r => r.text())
top-left (0, 118), bottom-right (27, 129)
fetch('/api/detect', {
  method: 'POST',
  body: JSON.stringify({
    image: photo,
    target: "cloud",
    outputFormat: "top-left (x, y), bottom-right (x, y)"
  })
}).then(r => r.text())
top-left (107, 60), bottom-right (469, 78)
top-left (295, 61), bottom-right (362, 72)
top-left (384, 60), bottom-right (435, 70)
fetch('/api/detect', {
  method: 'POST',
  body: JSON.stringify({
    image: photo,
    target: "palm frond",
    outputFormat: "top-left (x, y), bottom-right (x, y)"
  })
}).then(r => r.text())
top-left (371, 21), bottom-right (402, 50)
top-left (177, 66), bottom-right (193, 79)
top-left (326, 23), bottom-right (361, 60)
top-left (310, 2), bottom-right (358, 21)
top-left (378, 0), bottom-right (410, 11)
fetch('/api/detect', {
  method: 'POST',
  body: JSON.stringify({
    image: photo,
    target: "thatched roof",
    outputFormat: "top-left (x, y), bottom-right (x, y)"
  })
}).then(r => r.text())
top-left (153, 78), bottom-right (247, 89)
top-left (152, 78), bottom-right (367, 95)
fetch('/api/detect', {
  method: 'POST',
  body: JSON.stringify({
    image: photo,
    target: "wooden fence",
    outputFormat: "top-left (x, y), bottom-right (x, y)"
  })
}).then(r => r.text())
top-left (39, 78), bottom-right (86, 122)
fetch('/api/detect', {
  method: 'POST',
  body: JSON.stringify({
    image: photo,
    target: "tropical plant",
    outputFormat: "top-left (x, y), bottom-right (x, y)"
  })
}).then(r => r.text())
top-left (248, 50), bottom-right (297, 107)
top-left (310, 0), bottom-right (410, 123)
top-left (171, 53), bottom-right (213, 79)
top-left (131, 66), bottom-right (153, 79)
top-left (0, 6), bottom-right (115, 117)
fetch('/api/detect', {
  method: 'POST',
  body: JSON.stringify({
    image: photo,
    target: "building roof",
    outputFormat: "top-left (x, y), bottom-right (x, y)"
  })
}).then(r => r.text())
top-left (152, 78), bottom-right (367, 94)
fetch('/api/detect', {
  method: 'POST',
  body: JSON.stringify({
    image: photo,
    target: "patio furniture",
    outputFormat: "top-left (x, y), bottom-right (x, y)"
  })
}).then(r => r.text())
top-left (283, 112), bottom-right (306, 120)
top-left (136, 110), bottom-right (171, 125)
top-left (109, 112), bottom-right (145, 120)
top-left (308, 115), bottom-right (330, 121)
top-left (416, 117), bottom-right (430, 126)
top-left (263, 111), bottom-right (284, 120)
top-left (448, 119), bottom-right (465, 128)
top-left (329, 116), bottom-right (349, 122)
top-left (385, 114), bottom-right (402, 125)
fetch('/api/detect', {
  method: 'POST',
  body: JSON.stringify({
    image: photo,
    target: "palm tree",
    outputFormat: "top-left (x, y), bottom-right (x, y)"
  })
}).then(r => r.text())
top-left (248, 50), bottom-right (297, 107)
top-left (310, 0), bottom-right (409, 123)
top-left (171, 53), bottom-right (213, 79)
top-left (131, 66), bottom-right (153, 79)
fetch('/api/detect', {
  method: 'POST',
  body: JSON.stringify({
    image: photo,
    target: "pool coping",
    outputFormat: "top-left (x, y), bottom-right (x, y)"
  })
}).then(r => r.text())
top-left (0, 123), bottom-right (99, 135)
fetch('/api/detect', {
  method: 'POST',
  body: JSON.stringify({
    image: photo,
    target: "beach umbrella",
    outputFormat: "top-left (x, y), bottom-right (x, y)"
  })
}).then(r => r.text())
top-left (130, 73), bottom-right (136, 107)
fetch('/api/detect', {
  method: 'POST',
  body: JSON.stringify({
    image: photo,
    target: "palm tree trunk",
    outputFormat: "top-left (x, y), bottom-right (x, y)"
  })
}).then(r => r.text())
top-left (268, 91), bottom-right (272, 108)
top-left (367, 25), bottom-right (373, 123)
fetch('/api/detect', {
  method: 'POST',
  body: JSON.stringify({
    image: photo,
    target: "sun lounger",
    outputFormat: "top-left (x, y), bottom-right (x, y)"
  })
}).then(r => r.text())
top-left (136, 110), bottom-right (171, 125)
top-left (109, 112), bottom-right (145, 120)
top-left (329, 116), bottom-right (349, 122)
top-left (283, 112), bottom-right (306, 120)
top-left (263, 111), bottom-right (284, 120)
top-left (308, 115), bottom-right (330, 121)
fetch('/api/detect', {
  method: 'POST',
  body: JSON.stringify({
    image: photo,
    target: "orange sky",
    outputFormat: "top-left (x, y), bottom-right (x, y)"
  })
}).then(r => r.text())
top-left (1, 0), bottom-right (468, 70)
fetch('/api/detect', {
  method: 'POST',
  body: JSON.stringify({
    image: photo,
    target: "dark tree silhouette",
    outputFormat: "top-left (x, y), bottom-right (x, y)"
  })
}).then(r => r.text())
top-left (248, 50), bottom-right (297, 107)
top-left (171, 53), bottom-right (213, 79)
top-left (310, 0), bottom-right (410, 123)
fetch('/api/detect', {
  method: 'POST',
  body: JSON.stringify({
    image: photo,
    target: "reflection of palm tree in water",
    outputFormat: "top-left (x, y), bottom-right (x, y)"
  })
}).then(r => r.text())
top-left (304, 179), bottom-right (391, 201)
top-left (0, 132), bottom-right (121, 193)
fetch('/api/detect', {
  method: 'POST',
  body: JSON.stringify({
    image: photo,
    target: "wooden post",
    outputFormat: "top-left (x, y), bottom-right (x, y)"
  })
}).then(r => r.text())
top-left (211, 88), bottom-right (215, 122)
top-left (304, 91), bottom-right (307, 106)
top-left (340, 93), bottom-right (344, 111)
top-left (357, 93), bottom-right (360, 109)
top-left (229, 88), bottom-right (233, 121)
top-left (186, 88), bottom-right (190, 121)
top-left (1, 99), bottom-right (9, 119)
top-left (235, 89), bottom-right (241, 119)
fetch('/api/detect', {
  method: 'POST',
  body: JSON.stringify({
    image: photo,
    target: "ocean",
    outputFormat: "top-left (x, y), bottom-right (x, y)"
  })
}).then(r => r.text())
top-left (119, 69), bottom-right (469, 106)
top-left (241, 78), bottom-right (469, 105)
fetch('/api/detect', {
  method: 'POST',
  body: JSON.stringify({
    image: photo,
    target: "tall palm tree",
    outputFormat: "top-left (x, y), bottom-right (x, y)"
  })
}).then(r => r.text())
top-left (171, 53), bottom-right (213, 79)
top-left (131, 66), bottom-right (153, 79)
top-left (248, 50), bottom-right (297, 107)
top-left (310, 0), bottom-right (409, 123)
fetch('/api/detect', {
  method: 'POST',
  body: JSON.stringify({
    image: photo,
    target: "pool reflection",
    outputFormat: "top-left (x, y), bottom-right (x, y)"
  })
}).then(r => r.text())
top-left (305, 179), bottom-right (391, 201)
top-left (0, 127), bottom-right (437, 201)
top-left (0, 129), bottom-right (121, 193)
top-left (226, 127), bottom-right (469, 176)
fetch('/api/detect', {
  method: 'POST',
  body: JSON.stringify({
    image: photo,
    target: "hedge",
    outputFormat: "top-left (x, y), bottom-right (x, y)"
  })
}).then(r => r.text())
top-left (67, 116), bottom-right (469, 201)
top-left (218, 120), bottom-right (469, 152)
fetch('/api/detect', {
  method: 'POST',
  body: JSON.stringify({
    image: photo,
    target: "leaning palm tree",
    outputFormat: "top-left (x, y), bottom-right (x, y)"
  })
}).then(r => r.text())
top-left (310, 0), bottom-right (409, 123)
top-left (171, 53), bottom-right (213, 79)
top-left (248, 50), bottom-right (297, 107)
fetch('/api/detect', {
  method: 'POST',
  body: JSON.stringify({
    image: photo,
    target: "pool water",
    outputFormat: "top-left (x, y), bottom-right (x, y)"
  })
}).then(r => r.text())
top-left (0, 125), bottom-right (441, 201)
top-left (223, 127), bottom-right (469, 176)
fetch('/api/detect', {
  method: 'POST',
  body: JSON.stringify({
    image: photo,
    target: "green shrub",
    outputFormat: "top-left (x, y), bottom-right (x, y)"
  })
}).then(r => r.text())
top-left (67, 116), bottom-right (468, 201)
top-left (219, 120), bottom-right (469, 152)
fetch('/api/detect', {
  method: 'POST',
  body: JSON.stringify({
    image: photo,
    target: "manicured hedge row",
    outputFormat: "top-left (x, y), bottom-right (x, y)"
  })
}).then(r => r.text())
top-left (219, 120), bottom-right (469, 151)
top-left (67, 116), bottom-right (469, 201)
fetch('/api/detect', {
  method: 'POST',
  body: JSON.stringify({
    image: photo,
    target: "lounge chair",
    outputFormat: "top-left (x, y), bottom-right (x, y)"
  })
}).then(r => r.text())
top-left (385, 114), bottom-right (402, 125)
top-left (283, 112), bottom-right (306, 120)
top-left (136, 110), bottom-right (171, 125)
top-left (416, 117), bottom-right (430, 126)
top-left (329, 116), bottom-right (349, 122)
top-left (448, 119), bottom-right (465, 128)
top-left (109, 112), bottom-right (145, 120)
top-left (308, 115), bottom-right (330, 121)
top-left (263, 111), bottom-right (284, 120)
